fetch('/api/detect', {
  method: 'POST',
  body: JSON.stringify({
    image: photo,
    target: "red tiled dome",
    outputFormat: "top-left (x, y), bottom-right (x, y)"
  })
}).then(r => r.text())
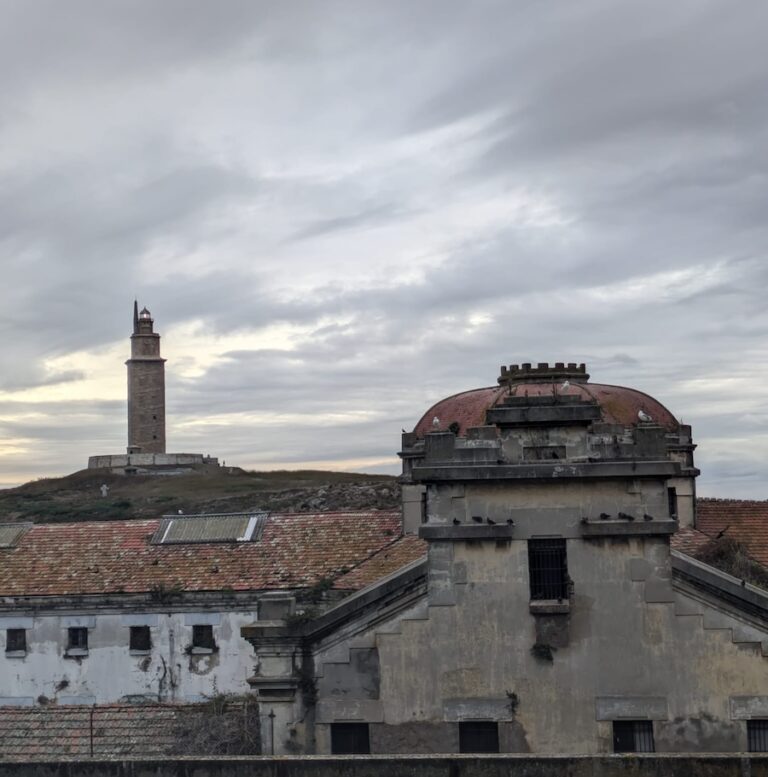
top-left (414, 381), bottom-right (679, 438)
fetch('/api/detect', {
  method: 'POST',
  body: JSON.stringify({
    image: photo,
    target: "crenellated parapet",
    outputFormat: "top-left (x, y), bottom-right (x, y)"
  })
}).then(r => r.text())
top-left (499, 362), bottom-right (590, 385)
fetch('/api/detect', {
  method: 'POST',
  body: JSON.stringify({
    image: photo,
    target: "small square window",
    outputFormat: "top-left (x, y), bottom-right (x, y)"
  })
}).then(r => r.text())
top-left (613, 720), bottom-right (655, 753)
top-left (67, 627), bottom-right (88, 651)
top-left (6, 629), bottom-right (26, 653)
top-left (331, 722), bottom-right (370, 754)
top-left (129, 626), bottom-right (151, 652)
top-left (748, 720), bottom-right (768, 752)
top-left (192, 624), bottom-right (215, 650)
top-left (459, 721), bottom-right (499, 753)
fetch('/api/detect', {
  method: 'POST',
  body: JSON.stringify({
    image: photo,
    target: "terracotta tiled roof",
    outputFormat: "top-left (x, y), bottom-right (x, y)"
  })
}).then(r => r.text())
top-left (334, 534), bottom-right (427, 589)
top-left (695, 498), bottom-right (768, 566)
top-left (414, 382), bottom-right (679, 437)
top-left (0, 704), bottom-right (191, 759)
top-left (0, 512), bottom-right (403, 597)
top-left (671, 526), bottom-right (712, 557)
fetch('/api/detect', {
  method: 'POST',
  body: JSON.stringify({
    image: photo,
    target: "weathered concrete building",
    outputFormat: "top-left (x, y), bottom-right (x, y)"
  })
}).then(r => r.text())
top-left (250, 362), bottom-right (768, 755)
top-left (6, 361), bottom-right (768, 757)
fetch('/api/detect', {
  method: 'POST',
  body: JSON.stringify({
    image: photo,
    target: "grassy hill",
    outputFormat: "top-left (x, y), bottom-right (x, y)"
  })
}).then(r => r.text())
top-left (0, 468), bottom-right (400, 524)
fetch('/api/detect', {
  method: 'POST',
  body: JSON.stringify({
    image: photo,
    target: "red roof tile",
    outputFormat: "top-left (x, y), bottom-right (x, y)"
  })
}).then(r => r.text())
top-left (334, 534), bottom-right (427, 589)
top-left (670, 526), bottom-right (712, 557)
top-left (0, 512), bottom-right (403, 597)
top-left (0, 704), bottom-right (202, 759)
top-left (695, 498), bottom-right (768, 566)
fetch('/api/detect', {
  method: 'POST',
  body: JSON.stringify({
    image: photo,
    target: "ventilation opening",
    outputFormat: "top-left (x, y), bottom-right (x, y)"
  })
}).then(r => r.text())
top-left (331, 723), bottom-right (370, 754)
top-left (459, 721), bottom-right (499, 753)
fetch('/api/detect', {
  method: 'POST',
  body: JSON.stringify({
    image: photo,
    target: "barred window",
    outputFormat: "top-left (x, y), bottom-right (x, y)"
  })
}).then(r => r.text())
top-left (67, 627), bottom-right (88, 651)
top-left (6, 629), bottom-right (26, 653)
top-left (528, 538), bottom-right (569, 601)
top-left (748, 720), bottom-right (768, 752)
top-left (613, 720), bottom-right (655, 753)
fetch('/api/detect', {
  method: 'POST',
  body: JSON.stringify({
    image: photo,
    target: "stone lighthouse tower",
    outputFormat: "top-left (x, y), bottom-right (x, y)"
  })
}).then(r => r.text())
top-left (126, 301), bottom-right (166, 454)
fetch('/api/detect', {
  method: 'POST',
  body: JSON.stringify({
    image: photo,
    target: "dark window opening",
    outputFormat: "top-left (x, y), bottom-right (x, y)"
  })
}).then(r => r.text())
top-left (528, 538), bottom-right (569, 601)
top-left (667, 487), bottom-right (678, 518)
top-left (67, 627), bottom-right (88, 651)
top-left (129, 625), bottom-right (151, 652)
top-left (613, 720), bottom-right (655, 753)
top-left (523, 445), bottom-right (566, 461)
top-left (6, 628), bottom-right (26, 653)
top-left (748, 720), bottom-right (768, 752)
top-left (192, 624), bottom-right (215, 650)
top-left (420, 490), bottom-right (428, 524)
top-left (459, 721), bottom-right (499, 753)
top-left (331, 722), bottom-right (370, 754)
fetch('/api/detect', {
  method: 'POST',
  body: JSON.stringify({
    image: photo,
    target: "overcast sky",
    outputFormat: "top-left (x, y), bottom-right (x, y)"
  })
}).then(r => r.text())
top-left (0, 1), bottom-right (767, 497)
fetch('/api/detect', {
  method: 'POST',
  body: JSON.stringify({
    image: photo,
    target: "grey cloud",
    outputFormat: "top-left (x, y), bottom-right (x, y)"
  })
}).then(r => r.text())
top-left (1, 1), bottom-right (767, 498)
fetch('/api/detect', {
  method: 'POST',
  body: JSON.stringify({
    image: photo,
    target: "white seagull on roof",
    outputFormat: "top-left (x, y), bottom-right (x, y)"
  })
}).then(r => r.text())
top-left (432, 416), bottom-right (440, 428)
top-left (638, 409), bottom-right (653, 423)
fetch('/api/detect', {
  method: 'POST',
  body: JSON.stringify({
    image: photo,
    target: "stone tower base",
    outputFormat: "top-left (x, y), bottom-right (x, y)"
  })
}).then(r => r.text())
top-left (87, 453), bottom-right (220, 476)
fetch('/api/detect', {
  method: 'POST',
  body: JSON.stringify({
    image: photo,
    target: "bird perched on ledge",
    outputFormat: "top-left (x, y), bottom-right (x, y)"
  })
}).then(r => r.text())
top-left (638, 409), bottom-right (653, 423)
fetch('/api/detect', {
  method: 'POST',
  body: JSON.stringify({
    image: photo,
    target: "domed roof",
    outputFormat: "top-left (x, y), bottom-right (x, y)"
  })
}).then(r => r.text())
top-left (413, 363), bottom-right (679, 437)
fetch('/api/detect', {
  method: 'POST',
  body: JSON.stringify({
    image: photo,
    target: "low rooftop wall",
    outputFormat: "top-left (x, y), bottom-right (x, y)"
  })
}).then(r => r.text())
top-left (0, 755), bottom-right (765, 777)
top-left (87, 453), bottom-right (219, 472)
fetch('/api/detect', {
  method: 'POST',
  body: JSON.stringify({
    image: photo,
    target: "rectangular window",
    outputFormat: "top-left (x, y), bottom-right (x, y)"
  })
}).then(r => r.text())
top-left (748, 720), bottom-right (768, 752)
top-left (667, 487), bottom-right (678, 518)
top-left (613, 720), bottom-right (655, 753)
top-left (129, 625), bottom-right (151, 652)
top-left (528, 538), bottom-right (569, 601)
top-left (192, 624), bottom-right (215, 650)
top-left (67, 627), bottom-right (88, 651)
top-left (331, 722), bottom-right (370, 754)
top-left (459, 721), bottom-right (499, 753)
top-left (6, 628), bottom-right (26, 653)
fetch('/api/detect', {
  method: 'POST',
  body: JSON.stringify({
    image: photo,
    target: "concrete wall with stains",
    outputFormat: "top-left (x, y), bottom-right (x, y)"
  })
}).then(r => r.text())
top-left (311, 531), bottom-right (768, 754)
top-left (0, 609), bottom-right (258, 705)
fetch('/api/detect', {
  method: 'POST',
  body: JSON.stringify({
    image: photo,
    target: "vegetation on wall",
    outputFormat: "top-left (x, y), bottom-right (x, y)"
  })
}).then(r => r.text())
top-left (170, 694), bottom-right (261, 755)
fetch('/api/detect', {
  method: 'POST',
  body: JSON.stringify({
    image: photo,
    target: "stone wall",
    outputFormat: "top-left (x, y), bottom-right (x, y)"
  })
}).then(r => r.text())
top-left (87, 453), bottom-right (219, 473)
top-left (0, 755), bottom-right (765, 777)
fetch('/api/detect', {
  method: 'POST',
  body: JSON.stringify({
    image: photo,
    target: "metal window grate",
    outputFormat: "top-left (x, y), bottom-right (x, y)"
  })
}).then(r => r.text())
top-left (6, 628), bottom-right (26, 653)
top-left (528, 538), bottom-right (569, 601)
top-left (67, 627), bottom-right (88, 651)
top-left (459, 721), bottom-right (499, 753)
top-left (748, 720), bottom-right (768, 752)
top-left (613, 720), bottom-right (655, 753)
top-left (331, 723), bottom-right (370, 754)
